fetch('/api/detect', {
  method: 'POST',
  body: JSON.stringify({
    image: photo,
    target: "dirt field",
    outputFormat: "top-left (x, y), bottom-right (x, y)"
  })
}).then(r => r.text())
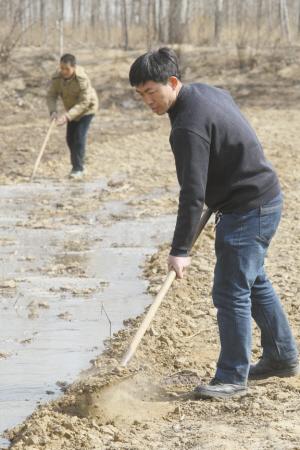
top-left (1, 45), bottom-right (300, 450)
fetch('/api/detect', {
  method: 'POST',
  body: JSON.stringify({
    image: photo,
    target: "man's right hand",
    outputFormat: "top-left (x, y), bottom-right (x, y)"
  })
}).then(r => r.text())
top-left (50, 112), bottom-right (58, 121)
top-left (168, 254), bottom-right (191, 279)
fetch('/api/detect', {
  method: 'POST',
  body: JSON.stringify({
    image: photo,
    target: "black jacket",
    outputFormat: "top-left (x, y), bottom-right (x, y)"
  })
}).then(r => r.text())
top-left (168, 83), bottom-right (280, 256)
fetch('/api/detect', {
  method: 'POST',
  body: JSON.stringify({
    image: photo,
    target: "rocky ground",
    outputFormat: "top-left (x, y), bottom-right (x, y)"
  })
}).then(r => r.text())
top-left (1, 45), bottom-right (300, 449)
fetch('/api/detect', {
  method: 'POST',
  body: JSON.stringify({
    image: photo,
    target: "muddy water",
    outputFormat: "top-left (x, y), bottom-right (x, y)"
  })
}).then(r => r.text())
top-left (0, 181), bottom-right (175, 448)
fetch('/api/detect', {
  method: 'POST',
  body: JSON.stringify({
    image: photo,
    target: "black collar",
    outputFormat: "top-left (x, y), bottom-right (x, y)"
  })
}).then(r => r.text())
top-left (168, 85), bottom-right (187, 122)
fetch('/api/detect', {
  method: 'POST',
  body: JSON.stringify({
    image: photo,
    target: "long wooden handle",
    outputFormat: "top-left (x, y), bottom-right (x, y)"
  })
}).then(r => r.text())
top-left (30, 120), bottom-right (56, 181)
top-left (120, 208), bottom-right (213, 367)
top-left (120, 269), bottom-right (176, 367)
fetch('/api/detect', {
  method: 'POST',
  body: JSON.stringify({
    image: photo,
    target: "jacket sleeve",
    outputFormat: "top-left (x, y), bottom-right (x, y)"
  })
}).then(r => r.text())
top-left (46, 79), bottom-right (59, 115)
top-left (65, 77), bottom-right (92, 121)
top-left (170, 128), bottom-right (210, 256)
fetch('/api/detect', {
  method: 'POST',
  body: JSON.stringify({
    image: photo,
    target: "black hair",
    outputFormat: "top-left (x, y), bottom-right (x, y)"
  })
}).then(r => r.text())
top-left (129, 47), bottom-right (181, 86)
top-left (60, 53), bottom-right (76, 66)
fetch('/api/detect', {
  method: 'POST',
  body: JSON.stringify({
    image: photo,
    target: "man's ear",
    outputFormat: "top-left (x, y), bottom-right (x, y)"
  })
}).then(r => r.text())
top-left (168, 76), bottom-right (179, 90)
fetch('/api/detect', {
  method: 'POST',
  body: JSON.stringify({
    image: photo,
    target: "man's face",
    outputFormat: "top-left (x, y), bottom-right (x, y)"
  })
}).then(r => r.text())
top-left (135, 80), bottom-right (177, 115)
top-left (60, 63), bottom-right (75, 80)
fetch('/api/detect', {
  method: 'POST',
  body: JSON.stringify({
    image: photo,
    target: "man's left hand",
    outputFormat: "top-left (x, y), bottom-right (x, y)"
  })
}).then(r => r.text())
top-left (56, 114), bottom-right (68, 126)
top-left (168, 255), bottom-right (191, 279)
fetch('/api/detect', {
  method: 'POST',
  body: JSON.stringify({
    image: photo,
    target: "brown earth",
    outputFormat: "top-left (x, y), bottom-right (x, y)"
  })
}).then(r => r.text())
top-left (1, 45), bottom-right (300, 450)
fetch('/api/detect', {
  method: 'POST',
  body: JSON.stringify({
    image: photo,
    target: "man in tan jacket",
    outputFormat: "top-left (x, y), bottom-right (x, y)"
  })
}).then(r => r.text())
top-left (47, 53), bottom-right (99, 178)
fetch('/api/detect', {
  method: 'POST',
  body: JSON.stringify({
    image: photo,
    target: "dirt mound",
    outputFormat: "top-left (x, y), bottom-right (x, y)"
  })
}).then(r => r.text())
top-left (68, 374), bottom-right (173, 426)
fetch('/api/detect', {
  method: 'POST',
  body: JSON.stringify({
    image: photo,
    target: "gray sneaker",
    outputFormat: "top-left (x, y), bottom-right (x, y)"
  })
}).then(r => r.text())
top-left (249, 357), bottom-right (300, 380)
top-left (69, 170), bottom-right (85, 179)
top-left (193, 378), bottom-right (247, 400)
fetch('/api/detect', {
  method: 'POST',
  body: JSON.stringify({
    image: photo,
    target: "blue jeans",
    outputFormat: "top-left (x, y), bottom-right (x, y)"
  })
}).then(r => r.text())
top-left (66, 114), bottom-right (94, 171)
top-left (212, 193), bottom-right (298, 385)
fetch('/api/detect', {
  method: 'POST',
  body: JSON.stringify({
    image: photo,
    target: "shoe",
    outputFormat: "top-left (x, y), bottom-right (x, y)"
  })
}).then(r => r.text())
top-left (193, 378), bottom-right (247, 399)
top-left (69, 169), bottom-right (85, 179)
top-left (248, 357), bottom-right (300, 380)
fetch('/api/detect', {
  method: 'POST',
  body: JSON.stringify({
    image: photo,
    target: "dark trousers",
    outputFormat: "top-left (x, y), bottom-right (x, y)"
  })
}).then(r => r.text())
top-left (66, 114), bottom-right (94, 171)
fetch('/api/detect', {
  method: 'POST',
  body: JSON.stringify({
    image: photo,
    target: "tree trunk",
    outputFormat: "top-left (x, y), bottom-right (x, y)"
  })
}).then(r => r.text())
top-left (256, 0), bottom-right (263, 46)
top-left (105, 0), bottom-right (111, 43)
top-left (214, 0), bottom-right (223, 44)
top-left (168, 0), bottom-right (183, 44)
top-left (20, 0), bottom-right (27, 46)
top-left (130, 0), bottom-right (141, 25)
top-left (59, 0), bottom-right (64, 56)
top-left (158, 0), bottom-right (164, 42)
top-left (267, 0), bottom-right (273, 33)
top-left (71, 0), bottom-right (77, 29)
top-left (77, 0), bottom-right (83, 27)
top-left (298, 0), bottom-right (300, 37)
top-left (121, 0), bottom-right (129, 50)
top-left (40, 0), bottom-right (48, 45)
top-left (279, 0), bottom-right (291, 42)
top-left (91, 0), bottom-right (96, 27)
top-left (146, 0), bottom-right (157, 48)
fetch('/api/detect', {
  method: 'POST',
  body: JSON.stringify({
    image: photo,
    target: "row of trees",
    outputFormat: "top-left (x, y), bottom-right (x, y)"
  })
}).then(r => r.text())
top-left (0, 0), bottom-right (299, 61)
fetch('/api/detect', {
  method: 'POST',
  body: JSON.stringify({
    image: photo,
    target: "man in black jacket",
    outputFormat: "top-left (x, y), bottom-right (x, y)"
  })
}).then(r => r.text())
top-left (129, 48), bottom-right (299, 399)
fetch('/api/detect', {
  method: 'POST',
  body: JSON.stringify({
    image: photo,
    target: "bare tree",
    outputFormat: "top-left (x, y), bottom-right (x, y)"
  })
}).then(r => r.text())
top-left (146, 0), bottom-right (157, 48)
top-left (59, 0), bottom-right (64, 55)
top-left (158, 0), bottom-right (165, 42)
top-left (214, 0), bottom-right (224, 44)
top-left (256, 0), bottom-right (263, 46)
top-left (168, 0), bottom-right (183, 44)
top-left (0, 0), bottom-right (36, 77)
top-left (266, 0), bottom-right (273, 34)
top-left (1, 0), bottom-right (300, 56)
top-left (279, 0), bottom-right (291, 42)
top-left (121, 0), bottom-right (129, 50)
top-left (298, 0), bottom-right (300, 37)
top-left (105, 0), bottom-right (112, 43)
top-left (130, 0), bottom-right (141, 25)
top-left (77, 0), bottom-right (83, 27)
top-left (40, 0), bottom-right (48, 45)
top-left (91, 0), bottom-right (97, 28)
